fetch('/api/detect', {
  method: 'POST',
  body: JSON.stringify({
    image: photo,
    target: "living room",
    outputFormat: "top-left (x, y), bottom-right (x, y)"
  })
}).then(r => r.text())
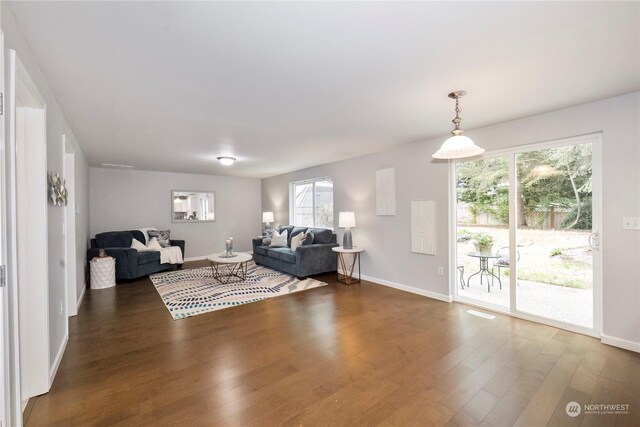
top-left (1, 1), bottom-right (639, 426)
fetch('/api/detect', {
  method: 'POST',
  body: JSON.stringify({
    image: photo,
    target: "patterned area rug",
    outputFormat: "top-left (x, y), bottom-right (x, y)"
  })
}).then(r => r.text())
top-left (149, 261), bottom-right (327, 320)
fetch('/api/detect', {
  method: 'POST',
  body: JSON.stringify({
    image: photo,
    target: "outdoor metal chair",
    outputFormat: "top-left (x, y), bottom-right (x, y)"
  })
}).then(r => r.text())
top-left (491, 246), bottom-right (520, 289)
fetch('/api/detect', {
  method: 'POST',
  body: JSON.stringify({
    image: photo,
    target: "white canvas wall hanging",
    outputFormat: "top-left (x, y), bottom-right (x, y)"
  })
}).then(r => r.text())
top-left (411, 200), bottom-right (436, 255)
top-left (376, 168), bottom-right (395, 216)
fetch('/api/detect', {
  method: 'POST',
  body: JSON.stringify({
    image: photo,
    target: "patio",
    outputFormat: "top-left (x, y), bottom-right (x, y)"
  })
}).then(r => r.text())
top-left (456, 226), bottom-right (593, 329)
top-left (458, 277), bottom-right (593, 328)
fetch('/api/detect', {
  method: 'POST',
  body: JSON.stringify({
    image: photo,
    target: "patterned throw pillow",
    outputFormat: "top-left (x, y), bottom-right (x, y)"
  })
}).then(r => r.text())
top-left (148, 230), bottom-right (171, 248)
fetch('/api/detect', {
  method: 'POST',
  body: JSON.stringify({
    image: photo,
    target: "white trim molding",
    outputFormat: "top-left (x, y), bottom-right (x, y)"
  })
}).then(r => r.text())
top-left (49, 332), bottom-right (68, 387)
top-left (361, 274), bottom-right (453, 303)
top-left (601, 335), bottom-right (640, 353)
top-left (76, 287), bottom-right (86, 312)
top-left (184, 256), bottom-right (207, 262)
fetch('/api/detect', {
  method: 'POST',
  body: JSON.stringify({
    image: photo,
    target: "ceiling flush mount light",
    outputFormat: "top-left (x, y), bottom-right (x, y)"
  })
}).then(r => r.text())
top-left (217, 156), bottom-right (236, 166)
top-left (432, 90), bottom-right (484, 160)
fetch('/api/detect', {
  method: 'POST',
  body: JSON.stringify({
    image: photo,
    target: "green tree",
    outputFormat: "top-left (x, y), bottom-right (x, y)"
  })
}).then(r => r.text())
top-left (456, 143), bottom-right (592, 230)
top-left (456, 158), bottom-right (509, 223)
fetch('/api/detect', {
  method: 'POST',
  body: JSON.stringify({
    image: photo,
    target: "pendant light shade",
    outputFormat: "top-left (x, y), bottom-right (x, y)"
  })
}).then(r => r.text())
top-left (432, 135), bottom-right (484, 159)
top-left (432, 91), bottom-right (484, 160)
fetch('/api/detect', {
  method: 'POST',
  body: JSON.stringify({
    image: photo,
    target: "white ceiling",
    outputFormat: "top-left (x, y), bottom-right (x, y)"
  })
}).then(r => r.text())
top-left (8, 1), bottom-right (640, 178)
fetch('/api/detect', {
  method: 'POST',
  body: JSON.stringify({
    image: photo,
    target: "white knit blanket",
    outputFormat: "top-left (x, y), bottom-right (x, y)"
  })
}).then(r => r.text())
top-left (159, 246), bottom-right (183, 264)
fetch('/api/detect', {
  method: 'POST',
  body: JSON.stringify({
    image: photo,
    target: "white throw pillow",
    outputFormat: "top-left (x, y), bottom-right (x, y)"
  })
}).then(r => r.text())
top-left (131, 238), bottom-right (152, 252)
top-left (147, 237), bottom-right (163, 251)
top-left (270, 229), bottom-right (288, 247)
top-left (290, 232), bottom-right (306, 252)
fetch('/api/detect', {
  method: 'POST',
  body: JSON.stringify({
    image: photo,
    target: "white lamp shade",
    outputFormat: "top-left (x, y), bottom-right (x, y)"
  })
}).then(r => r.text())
top-left (432, 135), bottom-right (484, 159)
top-left (338, 211), bottom-right (356, 228)
top-left (262, 211), bottom-right (274, 223)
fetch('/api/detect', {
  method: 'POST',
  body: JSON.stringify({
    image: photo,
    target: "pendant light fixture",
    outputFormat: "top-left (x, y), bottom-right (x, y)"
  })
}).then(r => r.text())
top-left (432, 90), bottom-right (484, 159)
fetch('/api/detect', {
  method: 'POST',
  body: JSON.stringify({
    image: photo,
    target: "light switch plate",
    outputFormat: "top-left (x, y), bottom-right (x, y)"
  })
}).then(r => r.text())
top-left (622, 217), bottom-right (640, 230)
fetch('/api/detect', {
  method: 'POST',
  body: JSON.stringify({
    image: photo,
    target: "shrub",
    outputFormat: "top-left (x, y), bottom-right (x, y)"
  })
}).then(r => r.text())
top-left (550, 248), bottom-right (563, 257)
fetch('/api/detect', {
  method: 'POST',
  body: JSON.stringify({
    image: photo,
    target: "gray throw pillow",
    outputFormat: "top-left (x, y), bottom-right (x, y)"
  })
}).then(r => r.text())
top-left (302, 232), bottom-right (314, 245)
top-left (148, 230), bottom-right (171, 248)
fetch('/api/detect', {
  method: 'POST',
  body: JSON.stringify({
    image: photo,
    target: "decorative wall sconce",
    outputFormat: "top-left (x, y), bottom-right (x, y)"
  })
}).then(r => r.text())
top-left (48, 172), bottom-right (68, 206)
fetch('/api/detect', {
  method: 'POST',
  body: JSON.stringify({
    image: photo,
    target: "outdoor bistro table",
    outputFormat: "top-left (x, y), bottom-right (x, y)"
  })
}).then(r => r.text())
top-left (466, 252), bottom-right (502, 292)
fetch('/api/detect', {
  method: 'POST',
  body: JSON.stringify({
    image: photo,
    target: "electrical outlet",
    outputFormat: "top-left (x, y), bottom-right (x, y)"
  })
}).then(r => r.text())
top-left (437, 266), bottom-right (444, 275)
top-left (60, 300), bottom-right (64, 315)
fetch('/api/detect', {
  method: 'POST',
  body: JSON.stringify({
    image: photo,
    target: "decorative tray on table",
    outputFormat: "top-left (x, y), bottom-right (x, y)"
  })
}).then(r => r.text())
top-left (218, 252), bottom-right (237, 258)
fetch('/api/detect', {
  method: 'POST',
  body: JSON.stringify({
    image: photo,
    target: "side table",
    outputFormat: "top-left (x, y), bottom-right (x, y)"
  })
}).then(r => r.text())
top-left (90, 256), bottom-right (116, 289)
top-left (332, 246), bottom-right (364, 285)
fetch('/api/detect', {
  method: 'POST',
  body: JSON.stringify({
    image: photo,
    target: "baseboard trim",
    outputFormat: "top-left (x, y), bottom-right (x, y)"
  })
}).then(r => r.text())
top-left (601, 334), bottom-right (640, 353)
top-left (49, 332), bottom-right (68, 387)
top-left (76, 287), bottom-right (85, 311)
top-left (184, 256), bottom-right (206, 262)
top-left (360, 274), bottom-right (453, 303)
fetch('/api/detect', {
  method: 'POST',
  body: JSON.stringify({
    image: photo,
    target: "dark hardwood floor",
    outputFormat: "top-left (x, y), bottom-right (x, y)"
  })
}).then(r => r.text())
top-left (25, 260), bottom-right (640, 426)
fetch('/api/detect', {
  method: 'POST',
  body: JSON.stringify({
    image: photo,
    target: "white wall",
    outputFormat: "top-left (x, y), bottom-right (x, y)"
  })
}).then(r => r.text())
top-left (262, 92), bottom-right (640, 350)
top-left (2, 6), bottom-right (91, 378)
top-left (89, 168), bottom-right (261, 258)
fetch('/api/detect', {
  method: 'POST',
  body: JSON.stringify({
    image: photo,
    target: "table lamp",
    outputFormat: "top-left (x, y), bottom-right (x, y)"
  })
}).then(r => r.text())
top-left (262, 211), bottom-right (274, 235)
top-left (339, 211), bottom-right (356, 249)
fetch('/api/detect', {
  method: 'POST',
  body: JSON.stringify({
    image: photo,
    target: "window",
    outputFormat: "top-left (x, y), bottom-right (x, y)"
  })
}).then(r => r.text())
top-left (290, 177), bottom-right (334, 228)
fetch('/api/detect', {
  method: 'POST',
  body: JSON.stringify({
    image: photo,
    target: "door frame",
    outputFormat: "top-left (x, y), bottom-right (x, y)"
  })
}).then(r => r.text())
top-left (449, 132), bottom-right (603, 338)
top-left (0, 28), bottom-right (9, 427)
top-left (63, 136), bottom-right (77, 317)
top-left (3, 46), bottom-right (23, 427)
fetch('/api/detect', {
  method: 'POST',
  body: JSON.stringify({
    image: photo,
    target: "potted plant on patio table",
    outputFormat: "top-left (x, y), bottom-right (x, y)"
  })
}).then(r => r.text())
top-left (473, 232), bottom-right (495, 253)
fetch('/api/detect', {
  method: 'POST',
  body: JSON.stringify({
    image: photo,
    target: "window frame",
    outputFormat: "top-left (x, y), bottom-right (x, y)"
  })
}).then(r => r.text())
top-left (289, 176), bottom-right (334, 229)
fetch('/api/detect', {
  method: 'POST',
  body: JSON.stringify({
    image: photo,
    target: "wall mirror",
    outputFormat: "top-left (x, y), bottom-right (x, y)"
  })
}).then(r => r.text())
top-left (172, 190), bottom-right (215, 223)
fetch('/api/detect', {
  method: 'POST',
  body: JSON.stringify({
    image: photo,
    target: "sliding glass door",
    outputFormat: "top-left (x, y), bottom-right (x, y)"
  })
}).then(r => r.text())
top-left (455, 156), bottom-right (510, 310)
top-left (515, 143), bottom-right (594, 328)
top-left (453, 134), bottom-right (601, 335)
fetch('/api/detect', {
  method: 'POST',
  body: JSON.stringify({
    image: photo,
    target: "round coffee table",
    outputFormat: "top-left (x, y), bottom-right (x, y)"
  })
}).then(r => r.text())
top-left (206, 252), bottom-right (252, 284)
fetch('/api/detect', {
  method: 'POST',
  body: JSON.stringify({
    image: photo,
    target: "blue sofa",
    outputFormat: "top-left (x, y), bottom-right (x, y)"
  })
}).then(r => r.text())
top-left (87, 230), bottom-right (185, 281)
top-left (252, 225), bottom-right (338, 278)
